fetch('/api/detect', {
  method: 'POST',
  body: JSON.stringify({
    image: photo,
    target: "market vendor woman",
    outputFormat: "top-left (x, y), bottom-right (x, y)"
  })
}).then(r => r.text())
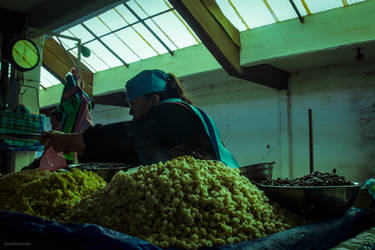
top-left (40, 69), bottom-right (239, 168)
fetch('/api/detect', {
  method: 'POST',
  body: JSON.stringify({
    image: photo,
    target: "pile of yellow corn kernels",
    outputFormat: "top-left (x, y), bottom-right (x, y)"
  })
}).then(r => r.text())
top-left (0, 169), bottom-right (105, 219)
top-left (61, 156), bottom-right (305, 249)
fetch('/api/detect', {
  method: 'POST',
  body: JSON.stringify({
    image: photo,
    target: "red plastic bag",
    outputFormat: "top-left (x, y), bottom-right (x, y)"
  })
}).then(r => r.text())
top-left (38, 147), bottom-right (67, 170)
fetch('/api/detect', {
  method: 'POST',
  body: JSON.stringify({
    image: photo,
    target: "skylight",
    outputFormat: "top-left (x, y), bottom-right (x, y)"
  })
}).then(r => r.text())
top-left (42, 0), bottom-right (368, 87)
top-left (216, 0), bottom-right (368, 31)
top-left (53, 0), bottom-right (200, 73)
top-left (40, 66), bottom-right (61, 89)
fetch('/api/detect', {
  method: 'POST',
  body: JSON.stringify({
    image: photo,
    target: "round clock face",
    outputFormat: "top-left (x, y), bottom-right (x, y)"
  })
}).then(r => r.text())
top-left (11, 39), bottom-right (40, 71)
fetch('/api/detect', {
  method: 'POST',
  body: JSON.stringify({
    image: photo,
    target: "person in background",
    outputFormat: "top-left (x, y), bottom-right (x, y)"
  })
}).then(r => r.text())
top-left (49, 109), bottom-right (64, 131)
top-left (40, 69), bottom-right (239, 168)
top-left (21, 109), bottom-right (64, 170)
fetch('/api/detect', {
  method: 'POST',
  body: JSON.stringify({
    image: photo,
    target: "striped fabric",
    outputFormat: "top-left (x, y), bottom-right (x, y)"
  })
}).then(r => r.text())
top-left (0, 106), bottom-right (46, 151)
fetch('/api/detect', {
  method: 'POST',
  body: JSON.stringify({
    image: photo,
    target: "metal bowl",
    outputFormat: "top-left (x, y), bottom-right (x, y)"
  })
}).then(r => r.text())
top-left (67, 163), bottom-right (135, 182)
top-left (240, 162), bottom-right (274, 182)
top-left (258, 183), bottom-right (361, 219)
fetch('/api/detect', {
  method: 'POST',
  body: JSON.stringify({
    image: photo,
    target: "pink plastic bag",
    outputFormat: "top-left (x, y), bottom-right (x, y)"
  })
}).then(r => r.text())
top-left (38, 147), bottom-right (67, 170)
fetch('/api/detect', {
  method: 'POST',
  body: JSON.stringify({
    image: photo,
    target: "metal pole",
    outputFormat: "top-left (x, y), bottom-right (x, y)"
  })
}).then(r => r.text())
top-left (81, 23), bottom-right (129, 67)
top-left (124, 2), bottom-right (174, 56)
top-left (308, 108), bottom-right (314, 174)
top-left (56, 36), bottom-right (76, 69)
top-left (77, 39), bottom-right (82, 79)
top-left (289, 0), bottom-right (304, 23)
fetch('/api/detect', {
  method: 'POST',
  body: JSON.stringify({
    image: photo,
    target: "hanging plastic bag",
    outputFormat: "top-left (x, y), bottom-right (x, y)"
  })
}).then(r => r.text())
top-left (38, 147), bottom-right (67, 170)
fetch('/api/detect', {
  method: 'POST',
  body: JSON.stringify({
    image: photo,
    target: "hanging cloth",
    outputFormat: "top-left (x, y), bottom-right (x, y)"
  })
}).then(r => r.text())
top-left (58, 73), bottom-right (81, 133)
top-left (58, 70), bottom-right (94, 161)
top-left (160, 98), bottom-right (239, 168)
top-left (74, 87), bottom-right (93, 133)
top-left (58, 70), bottom-right (93, 133)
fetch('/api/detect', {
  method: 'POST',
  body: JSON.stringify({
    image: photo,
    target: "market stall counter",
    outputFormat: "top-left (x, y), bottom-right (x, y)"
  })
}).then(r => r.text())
top-left (0, 156), bottom-right (374, 249)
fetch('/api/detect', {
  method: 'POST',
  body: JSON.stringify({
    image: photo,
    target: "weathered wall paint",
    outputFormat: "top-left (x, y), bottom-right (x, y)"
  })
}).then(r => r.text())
top-left (289, 63), bottom-right (375, 182)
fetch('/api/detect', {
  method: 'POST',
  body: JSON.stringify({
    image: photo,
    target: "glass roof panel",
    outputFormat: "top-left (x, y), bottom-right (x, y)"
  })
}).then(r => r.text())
top-left (303, 0), bottom-right (343, 14)
top-left (133, 23), bottom-right (168, 54)
top-left (54, 34), bottom-right (76, 49)
top-left (348, 0), bottom-right (367, 4)
top-left (230, 0), bottom-right (276, 29)
top-left (101, 33), bottom-right (140, 63)
top-left (132, 0), bottom-right (169, 17)
top-left (40, 67), bottom-right (61, 88)
top-left (72, 42), bottom-right (110, 72)
top-left (84, 40), bottom-right (123, 68)
top-left (115, 27), bottom-right (158, 59)
top-left (83, 16), bottom-right (111, 37)
top-left (126, 0), bottom-right (148, 19)
top-left (151, 11), bottom-right (199, 49)
top-left (215, 0), bottom-right (248, 31)
top-left (70, 48), bottom-right (97, 73)
top-left (67, 24), bottom-right (95, 43)
top-left (113, 4), bottom-right (138, 24)
top-left (98, 8), bottom-right (129, 31)
top-left (267, 0), bottom-right (299, 22)
top-left (144, 18), bottom-right (178, 51)
top-left (288, 0), bottom-right (308, 16)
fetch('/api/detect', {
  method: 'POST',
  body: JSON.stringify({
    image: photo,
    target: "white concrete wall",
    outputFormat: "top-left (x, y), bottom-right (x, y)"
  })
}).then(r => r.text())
top-left (289, 63), bottom-right (375, 182)
top-left (91, 104), bottom-right (132, 125)
top-left (89, 62), bottom-right (375, 183)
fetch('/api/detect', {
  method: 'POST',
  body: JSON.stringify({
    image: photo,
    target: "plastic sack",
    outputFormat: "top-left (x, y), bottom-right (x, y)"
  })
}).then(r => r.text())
top-left (0, 208), bottom-right (373, 250)
top-left (0, 211), bottom-right (161, 250)
top-left (204, 207), bottom-right (373, 250)
top-left (38, 147), bottom-right (67, 170)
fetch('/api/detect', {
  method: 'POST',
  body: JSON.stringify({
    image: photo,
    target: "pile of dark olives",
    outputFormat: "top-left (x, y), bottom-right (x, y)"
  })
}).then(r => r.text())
top-left (260, 170), bottom-right (352, 186)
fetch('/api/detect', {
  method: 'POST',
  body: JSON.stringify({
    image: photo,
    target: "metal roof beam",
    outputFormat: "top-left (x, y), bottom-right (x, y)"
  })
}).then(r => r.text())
top-left (42, 38), bottom-right (94, 96)
top-left (169, 0), bottom-right (288, 90)
top-left (124, 3), bottom-right (174, 56)
top-left (28, 0), bottom-right (129, 33)
top-left (289, 0), bottom-right (304, 23)
top-left (81, 23), bottom-right (129, 67)
top-left (0, 7), bottom-right (26, 35)
top-left (66, 8), bottom-right (172, 52)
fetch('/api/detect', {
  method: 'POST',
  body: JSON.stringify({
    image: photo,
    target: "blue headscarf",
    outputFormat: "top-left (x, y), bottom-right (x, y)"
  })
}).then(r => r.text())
top-left (125, 70), bottom-right (169, 102)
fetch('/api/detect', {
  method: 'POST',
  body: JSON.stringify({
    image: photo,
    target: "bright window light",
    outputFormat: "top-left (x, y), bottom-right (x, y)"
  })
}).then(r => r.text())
top-left (49, 0), bottom-right (368, 74)
top-left (40, 67), bottom-right (61, 88)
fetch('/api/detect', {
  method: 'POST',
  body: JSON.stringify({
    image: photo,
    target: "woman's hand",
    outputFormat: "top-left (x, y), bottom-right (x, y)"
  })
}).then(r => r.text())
top-left (40, 131), bottom-right (51, 148)
top-left (40, 130), bottom-right (66, 152)
top-left (40, 131), bottom-right (86, 155)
